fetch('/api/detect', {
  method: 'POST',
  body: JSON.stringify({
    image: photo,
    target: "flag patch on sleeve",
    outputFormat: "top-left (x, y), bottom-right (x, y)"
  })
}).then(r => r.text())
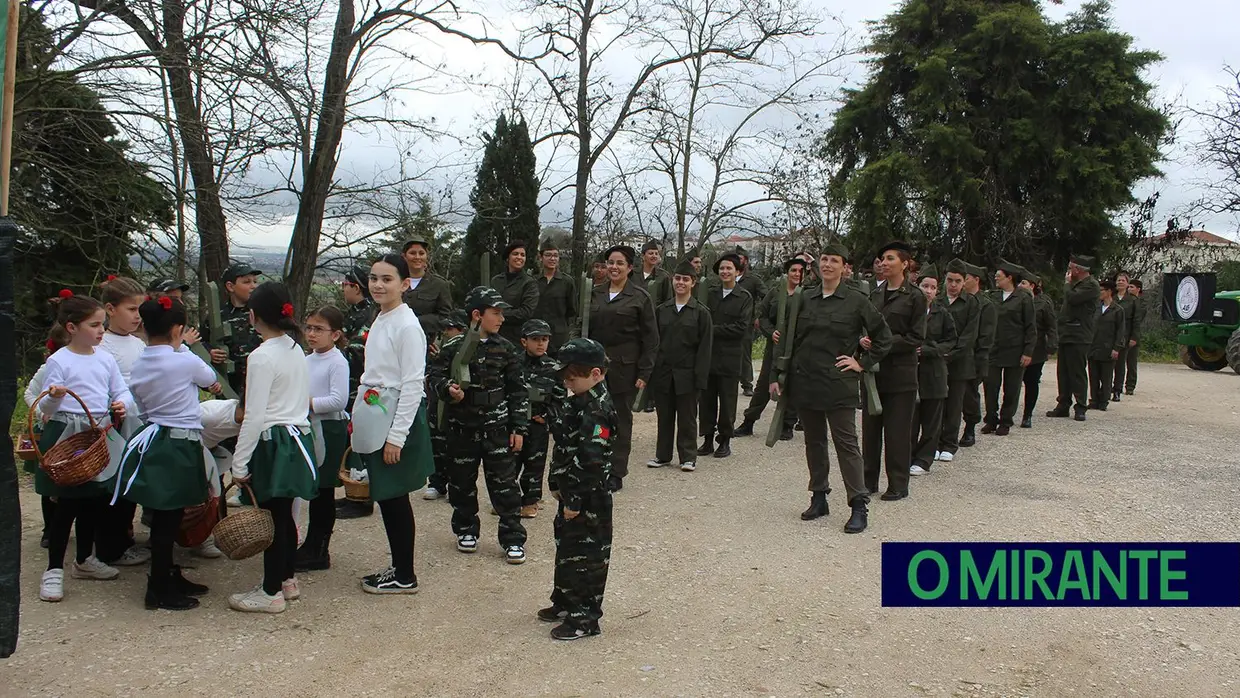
top-left (593, 424), bottom-right (610, 440)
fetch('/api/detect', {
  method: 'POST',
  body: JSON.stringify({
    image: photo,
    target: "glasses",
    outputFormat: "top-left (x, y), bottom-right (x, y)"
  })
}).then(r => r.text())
top-left (305, 324), bottom-right (332, 334)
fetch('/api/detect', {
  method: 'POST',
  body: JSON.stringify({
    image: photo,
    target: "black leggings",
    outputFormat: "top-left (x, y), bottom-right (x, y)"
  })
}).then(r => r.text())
top-left (47, 495), bottom-right (106, 571)
top-left (378, 495), bottom-right (416, 583)
top-left (259, 497), bottom-right (297, 596)
top-left (147, 508), bottom-right (185, 581)
top-left (307, 487), bottom-right (336, 542)
top-left (41, 496), bottom-right (56, 536)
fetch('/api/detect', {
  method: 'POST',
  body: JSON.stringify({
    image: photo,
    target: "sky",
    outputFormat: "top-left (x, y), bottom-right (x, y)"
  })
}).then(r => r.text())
top-left (228, 0), bottom-right (1240, 250)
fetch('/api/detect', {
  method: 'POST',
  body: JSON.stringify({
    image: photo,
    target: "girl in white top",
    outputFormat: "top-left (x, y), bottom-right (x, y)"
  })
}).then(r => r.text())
top-left (228, 282), bottom-right (316, 615)
top-left (295, 306), bottom-right (351, 572)
top-left (36, 292), bottom-right (134, 602)
top-left (24, 325), bottom-right (69, 550)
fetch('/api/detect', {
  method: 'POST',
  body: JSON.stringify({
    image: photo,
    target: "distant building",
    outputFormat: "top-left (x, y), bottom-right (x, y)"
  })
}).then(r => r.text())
top-left (1131, 230), bottom-right (1240, 277)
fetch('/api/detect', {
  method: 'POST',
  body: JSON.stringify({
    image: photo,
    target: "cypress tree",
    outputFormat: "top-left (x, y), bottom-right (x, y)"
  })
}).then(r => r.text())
top-left (463, 113), bottom-right (541, 289)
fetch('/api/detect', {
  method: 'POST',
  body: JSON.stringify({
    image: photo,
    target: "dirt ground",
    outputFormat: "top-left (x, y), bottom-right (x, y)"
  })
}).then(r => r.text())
top-left (2, 361), bottom-right (1239, 697)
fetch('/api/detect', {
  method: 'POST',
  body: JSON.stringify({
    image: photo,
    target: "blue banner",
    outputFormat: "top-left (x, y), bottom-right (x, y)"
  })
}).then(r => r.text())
top-left (881, 543), bottom-right (1240, 607)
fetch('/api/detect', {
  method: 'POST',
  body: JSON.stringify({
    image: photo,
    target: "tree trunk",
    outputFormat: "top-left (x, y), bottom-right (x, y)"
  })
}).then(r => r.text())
top-left (569, 4), bottom-right (593, 276)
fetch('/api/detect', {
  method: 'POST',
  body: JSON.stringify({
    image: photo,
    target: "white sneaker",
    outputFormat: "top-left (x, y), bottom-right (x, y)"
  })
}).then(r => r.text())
top-left (229, 586), bottom-right (286, 614)
top-left (646, 458), bottom-right (670, 468)
top-left (938, 451), bottom-right (954, 463)
top-left (226, 492), bottom-right (242, 508)
top-left (192, 537), bottom-right (224, 559)
top-left (933, 451), bottom-right (943, 462)
top-left (680, 461), bottom-right (696, 472)
top-left (40, 569), bottom-right (64, 602)
top-left (71, 555), bottom-right (119, 580)
top-left (506, 545), bottom-right (527, 565)
top-left (910, 464), bottom-right (929, 477)
top-left (282, 578), bottom-right (300, 601)
top-left (456, 534), bottom-right (478, 553)
top-left (112, 545), bottom-right (151, 566)
top-left (423, 486), bottom-right (443, 500)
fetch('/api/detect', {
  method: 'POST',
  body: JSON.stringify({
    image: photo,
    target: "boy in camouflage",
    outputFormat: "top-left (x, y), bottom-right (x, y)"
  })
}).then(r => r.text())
top-left (203, 262), bottom-right (262, 397)
top-left (517, 319), bottom-right (567, 518)
top-left (540, 338), bottom-right (617, 641)
top-left (429, 287), bottom-right (530, 564)
top-left (424, 310), bottom-right (468, 501)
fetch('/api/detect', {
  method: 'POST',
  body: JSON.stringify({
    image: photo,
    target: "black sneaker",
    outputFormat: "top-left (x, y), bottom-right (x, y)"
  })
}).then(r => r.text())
top-left (337, 499), bottom-right (375, 519)
top-left (171, 566), bottom-right (209, 597)
top-left (361, 567), bottom-right (418, 595)
top-left (551, 622), bottom-right (600, 641)
top-left (537, 605), bottom-right (567, 623)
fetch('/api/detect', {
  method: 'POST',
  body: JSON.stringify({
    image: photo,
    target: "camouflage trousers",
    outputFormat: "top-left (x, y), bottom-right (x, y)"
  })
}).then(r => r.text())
top-left (446, 425), bottom-right (527, 548)
top-left (551, 490), bottom-right (613, 630)
top-left (519, 419), bottom-right (550, 506)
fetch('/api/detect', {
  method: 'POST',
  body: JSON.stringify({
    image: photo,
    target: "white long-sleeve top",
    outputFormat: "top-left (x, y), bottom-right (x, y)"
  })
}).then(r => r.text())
top-left (232, 335), bottom-right (311, 478)
top-left (308, 348), bottom-right (349, 415)
top-left (357, 304), bottom-right (426, 448)
top-left (37, 348), bottom-right (134, 420)
top-left (128, 345), bottom-right (218, 429)
top-left (100, 331), bottom-right (147, 385)
top-left (24, 362), bottom-right (48, 407)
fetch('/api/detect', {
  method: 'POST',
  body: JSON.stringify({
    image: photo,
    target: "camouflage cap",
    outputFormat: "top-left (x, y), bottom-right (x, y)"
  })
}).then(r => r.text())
top-left (443, 309), bottom-right (469, 331)
top-left (221, 261), bottom-right (261, 283)
top-left (557, 338), bottom-right (608, 369)
top-left (463, 286), bottom-right (512, 313)
top-left (147, 278), bottom-right (189, 293)
top-left (521, 318), bottom-right (553, 338)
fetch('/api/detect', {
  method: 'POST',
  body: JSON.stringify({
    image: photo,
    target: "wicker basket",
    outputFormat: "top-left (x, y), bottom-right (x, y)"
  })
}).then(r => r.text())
top-left (337, 447), bottom-right (370, 501)
top-left (212, 482), bottom-right (274, 560)
top-left (27, 389), bottom-right (112, 487)
top-left (16, 437), bottom-right (39, 463)
top-left (178, 495), bottom-right (221, 548)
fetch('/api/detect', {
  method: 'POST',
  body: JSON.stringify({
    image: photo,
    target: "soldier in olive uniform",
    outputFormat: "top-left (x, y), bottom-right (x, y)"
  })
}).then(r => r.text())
top-left (586, 245), bottom-right (659, 492)
top-left (910, 267), bottom-right (958, 476)
top-left (518, 319), bottom-right (567, 517)
top-left (935, 259), bottom-right (980, 462)
top-left (734, 247), bottom-right (764, 397)
top-left (631, 240), bottom-right (672, 309)
top-left (862, 241), bottom-right (927, 501)
top-left (1089, 280), bottom-right (1126, 411)
top-left (960, 263), bottom-right (996, 447)
top-left (540, 338), bottom-right (616, 641)
top-left (1123, 279), bottom-right (1145, 394)
top-left (1111, 272), bottom-right (1140, 401)
top-left (423, 310), bottom-right (468, 501)
top-left (1019, 274), bottom-right (1057, 428)
top-left (429, 287), bottom-right (530, 564)
top-left (775, 242), bottom-right (891, 533)
top-left (203, 262), bottom-right (262, 397)
top-left (697, 253), bottom-right (753, 459)
top-left (336, 265), bottom-right (380, 519)
top-left (591, 251), bottom-right (609, 288)
top-left (736, 257), bottom-right (806, 440)
top-left (491, 239), bottom-right (541, 345)
top-left (401, 237), bottom-right (455, 341)
top-left (982, 260), bottom-right (1036, 436)
top-left (1048, 255), bottom-right (1101, 422)
top-left (533, 240), bottom-right (579, 354)
top-left (648, 259), bottom-right (712, 471)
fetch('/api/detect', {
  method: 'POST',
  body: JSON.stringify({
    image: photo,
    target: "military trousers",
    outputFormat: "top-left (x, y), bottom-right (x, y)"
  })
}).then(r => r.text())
top-left (742, 349), bottom-right (798, 427)
top-left (1055, 344), bottom-right (1089, 410)
top-left (699, 373), bottom-right (739, 441)
top-left (445, 425), bottom-right (527, 548)
top-left (937, 378), bottom-right (969, 455)
top-left (984, 365), bottom-right (1026, 428)
top-left (1089, 359), bottom-right (1116, 409)
top-left (654, 390), bottom-right (697, 465)
top-left (1114, 345), bottom-right (1138, 394)
top-left (912, 398), bottom-right (945, 468)
top-left (962, 372), bottom-right (984, 427)
top-left (519, 419), bottom-right (550, 505)
top-left (800, 407), bottom-right (868, 505)
top-left (551, 491), bottom-right (613, 630)
top-left (606, 373), bottom-right (634, 481)
top-left (740, 330), bottom-right (755, 390)
top-left (428, 418), bottom-right (450, 493)
top-left (862, 390), bottom-right (916, 494)
top-left (1022, 362), bottom-right (1046, 418)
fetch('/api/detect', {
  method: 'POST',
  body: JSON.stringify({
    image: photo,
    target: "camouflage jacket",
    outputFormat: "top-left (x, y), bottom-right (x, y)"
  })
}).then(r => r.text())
top-left (344, 298), bottom-right (377, 404)
top-left (202, 301), bottom-right (261, 396)
top-left (547, 381), bottom-right (615, 511)
top-left (524, 351), bottom-right (567, 421)
top-left (429, 333), bottom-right (529, 435)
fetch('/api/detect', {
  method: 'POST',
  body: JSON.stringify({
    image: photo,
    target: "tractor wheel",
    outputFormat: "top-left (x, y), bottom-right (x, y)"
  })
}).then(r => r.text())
top-left (1179, 344), bottom-right (1229, 371)
top-left (1228, 328), bottom-right (1240, 375)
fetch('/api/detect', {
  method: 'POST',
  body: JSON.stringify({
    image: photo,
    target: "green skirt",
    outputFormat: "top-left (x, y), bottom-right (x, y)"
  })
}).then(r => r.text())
top-left (356, 403), bottom-right (434, 502)
top-left (115, 426), bottom-right (210, 510)
top-left (317, 418), bottom-right (355, 489)
top-left (243, 426), bottom-right (318, 503)
top-left (34, 419), bottom-right (115, 499)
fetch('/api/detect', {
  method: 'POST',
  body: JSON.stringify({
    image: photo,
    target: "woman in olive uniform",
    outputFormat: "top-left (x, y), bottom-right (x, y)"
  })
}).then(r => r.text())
top-left (401, 237), bottom-right (455, 341)
top-left (490, 239), bottom-right (540, 345)
top-left (648, 260), bottom-right (712, 471)
top-left (697, 253), bottom-right (753, 459)
top-left (1019, 274), bottom-right (1057, 428)
top-left (910, 267), bottom-right (958, 476)
top-left (982, 260), bottom-right (1036, 436)
top-left (862, 240), bottom-right (926, 501)
top-left (586, 245), bottom-right (659, 491)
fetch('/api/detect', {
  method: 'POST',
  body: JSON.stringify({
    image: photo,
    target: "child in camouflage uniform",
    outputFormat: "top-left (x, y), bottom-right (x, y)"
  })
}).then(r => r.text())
top-left (425, 310), bottom-right (468, 501)
top-left (517, 319), bottom-right (568, 518)
top-left (429, 287), bottom-right (529, 564)
top-left (203, 262), bottom-right (263, 397)
top-left (540, 338), bottom-right (617, 641)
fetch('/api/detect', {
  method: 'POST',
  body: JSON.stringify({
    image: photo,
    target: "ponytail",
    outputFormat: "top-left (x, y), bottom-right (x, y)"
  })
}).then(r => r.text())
top-left (249, 282), bottom-right (304, 344)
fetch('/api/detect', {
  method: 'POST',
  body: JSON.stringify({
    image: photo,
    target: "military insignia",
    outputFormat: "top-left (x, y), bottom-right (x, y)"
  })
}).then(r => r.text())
top-left (593, 424), bottom-right (610, 440)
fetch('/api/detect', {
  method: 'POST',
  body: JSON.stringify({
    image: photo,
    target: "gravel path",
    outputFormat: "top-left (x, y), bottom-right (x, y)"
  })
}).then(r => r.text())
top-left (3, 361), bottom-right (1239, 697)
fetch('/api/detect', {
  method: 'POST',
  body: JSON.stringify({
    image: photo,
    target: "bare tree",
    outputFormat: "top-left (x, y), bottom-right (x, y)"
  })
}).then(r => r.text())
top-left (1192, 66), bottom-right (1240, 219)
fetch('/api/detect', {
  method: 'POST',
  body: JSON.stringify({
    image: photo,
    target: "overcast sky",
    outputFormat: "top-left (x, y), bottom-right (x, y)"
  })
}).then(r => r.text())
top-left (230, 0), bottom-right (1240, 249)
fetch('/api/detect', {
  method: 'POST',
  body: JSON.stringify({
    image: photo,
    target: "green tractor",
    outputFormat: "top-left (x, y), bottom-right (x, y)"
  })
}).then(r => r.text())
top-left (1166, 272), bottom-right (1240, 373)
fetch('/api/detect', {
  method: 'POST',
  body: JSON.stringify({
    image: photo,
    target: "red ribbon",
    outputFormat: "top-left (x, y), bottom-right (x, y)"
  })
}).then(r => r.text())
top-left (282, 303), bottom-right (294, 317)
top-left (58, 289), bottom-right (73, 299)
top-left (158, 296), bottom-right (173, 310)
top-left (106, 274), bottom-right (117, 282)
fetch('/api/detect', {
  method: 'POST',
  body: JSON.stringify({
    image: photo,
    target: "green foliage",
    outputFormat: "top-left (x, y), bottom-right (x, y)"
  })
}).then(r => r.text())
top-left (362, 191), bottom-right (464, 295)
top-left (822, 0), bottom-right (1168, 269)
top-left (1214, 260), bottom-right (1240, 292)
top-left (463, 113), bottom-right (540, 289)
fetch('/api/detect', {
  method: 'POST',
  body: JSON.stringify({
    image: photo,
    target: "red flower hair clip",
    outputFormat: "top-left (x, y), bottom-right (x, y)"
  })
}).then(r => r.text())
top-left (105, 274), bottom-right (117, 282)
top-left (281, 302), bottom-right (295, 317)
top-left (158, 296), bottom-right (173, 310)
top-left (58, 289), bottom-right (73, 299)
top-left (45, 339), bottom-right (57, 352)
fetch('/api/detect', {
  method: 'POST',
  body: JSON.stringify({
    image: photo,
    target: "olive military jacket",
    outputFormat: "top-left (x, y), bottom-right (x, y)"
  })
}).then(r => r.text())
top-left (987, 288), bottom-right (1037, 368)
top-left (587, 281), bottom-right (660, 394)
top-left (631, 266), bottom-right (672, 309)
top-left (533, 271), bottom-right (578, 351)
top-left (918, 302), bottom-right (959, 401)
top-left (869, 278), bottom-right (928, 394)
top-left (704, 285), bottom-right (754, 377)
top-left (1032, 294), bottom-right (1058, 364)
top-left (757, 283), bottom-right (797, 340)
top-left (1115, 292), bottom-right (1140, 345)
top-left (402, 272), bottom-right (454, 339)
top-left (1058, 274), bottom-right (1101, 345)
top-left (1089, 303), bottom-right (1126, 361)
top-left (786, 283), bottom-right (893, 412)
top-left (941, 293), bottom-right (981, 382)
top-left (972, 293), bottom-right (998, 379)
top-left (651, 296), bottom-right (713, 396)
top-left (490, 270), bottom-right (541, 345)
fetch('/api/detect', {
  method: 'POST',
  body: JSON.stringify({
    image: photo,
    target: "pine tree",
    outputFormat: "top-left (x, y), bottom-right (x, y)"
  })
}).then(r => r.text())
top-left (463, 113), bottom-right (541, 289)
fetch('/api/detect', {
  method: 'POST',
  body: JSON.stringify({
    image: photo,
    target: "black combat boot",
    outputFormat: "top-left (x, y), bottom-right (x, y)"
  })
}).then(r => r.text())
top-left (780, 425), bottom-right (794, 441)
top-left (713, 439), bottom-right (731, 458)
top-left (800, 491), bottom-right (828, 520)
top-left (1111, 390), bottom-right (1121, 403)
top-left (1073, 405), bottom-right (1087, 421)
top-left (171, 566), bottom-right (209, 596)
top-left (1020, 413), bottom-right (1033, 429)
top-left (1046, 405), bottom-right (1070, 418)
top-left (844, 498), bottom-right (868, 534)
top-left (145, 571), bottom-right (199, 611)
top-left (336, 498), bottom-right (374, 519)
top-left (959, 424), bottom-right (977, 447)
top-left (734, 419), bottom-right (756, 437)
top-left (697, 437), bottom-right (715, 456)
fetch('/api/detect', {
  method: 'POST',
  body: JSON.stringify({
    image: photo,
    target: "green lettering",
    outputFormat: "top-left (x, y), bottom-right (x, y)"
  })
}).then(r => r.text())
top-left (961, 551), bottom-right (1005, 600)
top-left (1023, 550), bottom-right (1055, 600)
top-left (1129, 550), bottom-right (1158, 600)
top-left (1057, 550), bottom-right (1090, 600)
top-left (1159, 551), bottom-right (1188, 601)
top-left (908, 551), bottom-right (949, 600)
top-left (1011, 547), bottom-right (1020, 599)
top-left (1092, 550), bottom-right (1127, 600)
